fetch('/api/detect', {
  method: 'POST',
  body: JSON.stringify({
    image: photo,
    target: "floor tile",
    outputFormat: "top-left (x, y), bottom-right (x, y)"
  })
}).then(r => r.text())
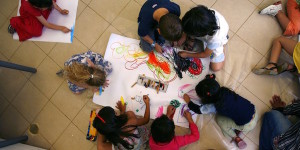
top-left (89, 0), bottom-right (130, 23)
top-left (25, 130), bottom-right (52, 150)
top-left (134, 0), bottom-right (146, 6)
top-left (53, 123), bottom-right (94, 150)
top-left (33, 41), bottom-right (56, 55)
top-left (212, 0), bottom-right (256, 33)
top-left (81, 0), bottom-right (92, 5)
top-left (33, 102), bottom-right (70, 144)
top-left (0, 105), bottom-right (29, 139)
top-left (214, 69), bottom-right (240, 91)
top-left (0, 94), bottom-right (9, 115)
top-left (30, 57), bottom-right (64, 99)
top-left (50, 82), bottom-right (89, 120)
top-left (242, 57), bottom-right (294, 107)
top-left (0, 67), bottom-right (27, 101)
top-left (192, 0), bottom-right (216, 7)
top-left (12, 82), bottom-right (48, 122)
top-left (237, 8), bottom-right (282, 56)
top-left (172, 0), bottom-right (196, 18)
top-left (91, 25), bottom-right (122, 56)
top-left (49, 37), bottom-right (88, 68)
top-left (74, 7), bottom-right (110, 48)
top-left (0, 52), bottom-right (8, 60)
top-left (0, 21), bottom-right (21, 59)
top-left (0, 0), bottom-right (18, 18)
top-left (76, 0), bottom-right (87, 18)
top-left (249, 0), bottom-right (263, 6)
top-left (246, 118), bottom-right (263, 145)
top-left (10, 41), bottom-right (46, 68)
top-left (224, 35), bottom-right (263, 83)
top-left (280, 75), bottom-right (300, 104)
top-left (112, 0), bottom-right (140, 39)
top-left (243, 136), bottom-right (259, 150)
top-left (236, 85), bottom-right (270, 121)
top-left (0, 12), bottom-right (6, 29)
top-left (73, 101), bottom-right (102, 134)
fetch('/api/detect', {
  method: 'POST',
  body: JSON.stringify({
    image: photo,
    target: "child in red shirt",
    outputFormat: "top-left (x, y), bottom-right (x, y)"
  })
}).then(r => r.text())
top-left (149, 105), bottom-right (199, 150)
top-left (9, 0), bottom-right (70, 41)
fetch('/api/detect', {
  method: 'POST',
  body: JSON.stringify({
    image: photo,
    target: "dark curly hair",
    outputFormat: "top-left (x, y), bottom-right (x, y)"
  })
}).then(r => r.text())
top-left (151, 115), bottom-right (175, 143)
top-left (182, 5), bottom-right (219, 37)
top-left (93, 107), bottom-right (139, 149)
top-left (28, 0), bottom-right (53, 8)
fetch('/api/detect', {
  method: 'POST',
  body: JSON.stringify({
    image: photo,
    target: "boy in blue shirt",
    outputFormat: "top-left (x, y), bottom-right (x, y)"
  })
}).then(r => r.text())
top-left (138, 0), bottom-right (182, 53)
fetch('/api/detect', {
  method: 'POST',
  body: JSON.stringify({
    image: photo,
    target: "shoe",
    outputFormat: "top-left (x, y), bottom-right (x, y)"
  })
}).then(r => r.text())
top-left (56, 69), bottom-right (64, 77)
top-left (253, 62), bottom-right (278, 75)
top-left (8, 24), bottom-right (16, 34)
top-left (259, 1), bottom-right (282, 16)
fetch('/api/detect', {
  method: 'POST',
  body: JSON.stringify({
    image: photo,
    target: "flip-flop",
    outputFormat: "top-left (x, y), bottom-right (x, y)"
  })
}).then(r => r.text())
top-left (277, 63), bottom-right (297, 74)
top-left (253, 63), bottom-right (278, 75)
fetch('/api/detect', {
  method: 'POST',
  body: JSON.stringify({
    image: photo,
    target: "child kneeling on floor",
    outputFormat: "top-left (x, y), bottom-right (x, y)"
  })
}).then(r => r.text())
top-left (9, 0), bottom-right (70, 41)
top-left (183, 74), bottom-right (258, 149)
top-left (149, 105), bottom-right (199, 150)
top-left (93, 95), bottom-right (150, 150)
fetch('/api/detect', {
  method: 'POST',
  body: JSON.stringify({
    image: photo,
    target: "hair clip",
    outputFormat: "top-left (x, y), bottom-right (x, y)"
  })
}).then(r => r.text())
top-left (207, 92), bottom-right (210, 96)
top-left (96, 114), bottom-right (106, 123)
top-left (90, 74), bottom-right (94, 79)
top-left (210, 74), bottom-right (214, 79)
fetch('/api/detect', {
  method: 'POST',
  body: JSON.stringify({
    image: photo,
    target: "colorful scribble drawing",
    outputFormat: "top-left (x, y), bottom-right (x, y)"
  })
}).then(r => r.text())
top-left (162, 46), bottom-right (204, 79)
top-left (177, 104), bottom-right (196, 123)
top-left (147, 51), bottom-right (177, 83)
top-left (110, 42), bottom-right (148, 70)
top-left (178, 84), bottom-right (200, 100)
top-left (132, 95), bottom-right (146, 112)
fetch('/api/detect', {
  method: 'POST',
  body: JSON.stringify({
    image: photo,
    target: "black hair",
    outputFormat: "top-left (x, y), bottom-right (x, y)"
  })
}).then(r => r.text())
top-left (151, 115), bottom-right (175, 143)
top-left (182, 5), bottom-right (219, 37)
top-left (195, 74), bottom-right (237, 106)
top-left (93, 107), bottom-right (139, 149)
top-left (28, 0), bottom-right (53, 8)
top-left (159, 13), bottom-right (183, 41)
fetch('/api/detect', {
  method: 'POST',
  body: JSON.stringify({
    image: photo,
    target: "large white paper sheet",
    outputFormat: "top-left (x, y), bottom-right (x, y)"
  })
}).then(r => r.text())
top-left (93, 34), bottom-right (210, 128)
top-left (13, 0), bottom-right (78, 43)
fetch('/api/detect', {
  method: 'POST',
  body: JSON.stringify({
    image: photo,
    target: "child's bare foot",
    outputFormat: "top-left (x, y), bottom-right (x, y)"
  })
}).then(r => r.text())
top-left (233, 136), bottom-right (247, 149)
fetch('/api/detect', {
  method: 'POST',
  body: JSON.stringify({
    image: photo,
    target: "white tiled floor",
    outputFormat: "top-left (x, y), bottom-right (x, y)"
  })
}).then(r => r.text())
top-left (0, 0), bottom-right (299, 149)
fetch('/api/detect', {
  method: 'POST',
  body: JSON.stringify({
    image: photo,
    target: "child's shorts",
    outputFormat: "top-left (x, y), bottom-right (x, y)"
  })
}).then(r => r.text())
top-left (293, 42), bottom-right (300, 73)
top-left (283, 0), bottom-right (300, 35)
top-left (210, 52), bottom-right (225, 63)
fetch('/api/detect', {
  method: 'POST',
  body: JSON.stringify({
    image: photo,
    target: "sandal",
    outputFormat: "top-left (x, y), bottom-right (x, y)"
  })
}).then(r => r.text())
top-left (233, 137), bottom-right (247, 149)
top-left (8, 24), bottom-right (16, 34)
top-left (253, 62), bottom-right (278, 75)
top-left (56, 69), bottom-right (64, 77)
top-left (277, 63), bottom-right (297, 74)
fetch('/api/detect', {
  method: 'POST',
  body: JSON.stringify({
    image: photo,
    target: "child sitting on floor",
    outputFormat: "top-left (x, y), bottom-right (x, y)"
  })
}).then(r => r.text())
top-left (253, 36), bottom-right (300, 75)
top-left (183, 74), bottom-right (257, 149)
top-left (58, 51), bottom-right (112, 94)
top-left (9, 0), bottom-right (70, 41)
top-left (93, 95), bottom-right (150, 150)
top-left (259, 0), bottom-right (300, 36)
top-left (149, 105), bottom-right (199, 150)
top-left (177, 5), bottom-right (229, 72)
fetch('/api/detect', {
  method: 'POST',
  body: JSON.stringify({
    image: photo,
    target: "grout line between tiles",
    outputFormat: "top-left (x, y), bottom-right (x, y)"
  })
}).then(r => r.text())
top-left (50, 121), bottom-right (73, 148)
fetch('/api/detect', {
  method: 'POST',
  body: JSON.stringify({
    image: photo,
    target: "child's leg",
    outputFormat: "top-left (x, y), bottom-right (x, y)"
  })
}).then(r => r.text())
top-left (276, 11), bottom-right (290, 31)
top-left (283, 0), bottom-right (300, 35)
top-left (210, 45), bottom-right (226, 72)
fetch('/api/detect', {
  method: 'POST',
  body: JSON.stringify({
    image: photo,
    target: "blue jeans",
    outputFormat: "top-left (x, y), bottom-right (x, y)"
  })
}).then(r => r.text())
top-left (259, 110), bottom-right (292, 150)
top-left (139, 29), bottom-right (165, 52)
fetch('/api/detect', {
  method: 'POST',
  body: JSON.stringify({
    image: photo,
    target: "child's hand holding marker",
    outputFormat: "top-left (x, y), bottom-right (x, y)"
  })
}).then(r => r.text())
top-left (143, 95), bottom-right (150, 105)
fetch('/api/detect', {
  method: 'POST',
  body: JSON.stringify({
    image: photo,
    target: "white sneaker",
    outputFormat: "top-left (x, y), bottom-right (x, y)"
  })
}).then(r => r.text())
top-left (259, 1), bottom-right (282, 17)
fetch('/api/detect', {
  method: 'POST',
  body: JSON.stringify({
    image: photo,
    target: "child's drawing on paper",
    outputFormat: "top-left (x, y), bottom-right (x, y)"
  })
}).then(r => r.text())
top-left (176, 103), bottom-right (197, 124)
top-left (147, 51), bottom-right (177, 83)
top-left (110, 42), bottom-right (148, 70)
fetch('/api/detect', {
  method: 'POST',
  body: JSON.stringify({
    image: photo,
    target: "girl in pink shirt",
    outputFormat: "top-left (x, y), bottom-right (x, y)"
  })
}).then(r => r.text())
top-left (149, 106), bottom-right (200, 150)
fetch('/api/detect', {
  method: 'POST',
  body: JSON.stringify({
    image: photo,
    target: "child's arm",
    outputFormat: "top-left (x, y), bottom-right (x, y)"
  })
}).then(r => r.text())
top-left (97, 133), bottom-right (113, 150)
top-left (52, 0), bottom-right (69, 15)
top-left (175, 110), bottom-right (200, 147)
top-left (179, 47), bottom-right (213, 58)
top-left (36, 16), bottom-right (70, 33)
top-left (183, 94), bottom-right (202, 114)
top-left (135, 95), bottom-right (150, 126)
top-left (142, 35), bottom-right (163, 53)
